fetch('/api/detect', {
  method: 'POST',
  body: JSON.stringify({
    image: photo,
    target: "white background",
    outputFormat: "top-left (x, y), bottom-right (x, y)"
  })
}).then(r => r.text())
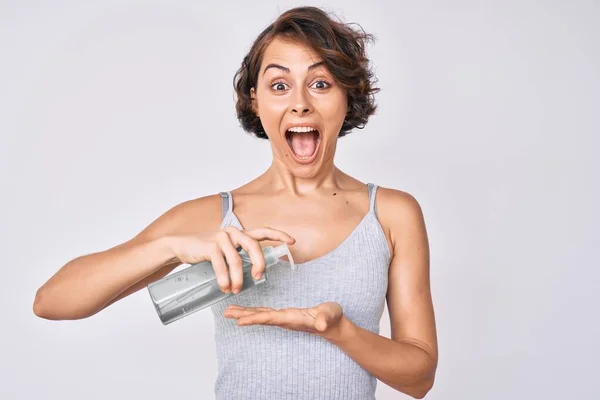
top-left (2, 0), bottom-right (599, 399)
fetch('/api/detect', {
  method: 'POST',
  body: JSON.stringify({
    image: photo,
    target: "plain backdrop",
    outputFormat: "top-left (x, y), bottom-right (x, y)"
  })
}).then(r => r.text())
top-left (2, 1), bottom-right (599, 399)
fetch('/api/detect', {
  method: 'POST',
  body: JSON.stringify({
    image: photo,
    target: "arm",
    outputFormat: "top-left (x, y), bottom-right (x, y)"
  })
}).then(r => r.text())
top-left (32, 196), bottom-right (221, 320)
top-left (323, 189), bottom-right (438, 399)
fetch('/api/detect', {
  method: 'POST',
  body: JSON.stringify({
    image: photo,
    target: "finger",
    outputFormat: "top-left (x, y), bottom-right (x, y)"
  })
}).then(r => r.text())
top-left (226, 226), bottom-right (295, 279)
top-left (218, 230), bottom-right (244, 293)
top-left (244, 227), bottom-right (296, 245)
top-left (226, 305), bottom-right (274, 312)
top-left (224, 308), bottom-right (261, 319)
top-left (224, 227), bottom-right (265, 280)
top-left (234, 231), bottom-right (266, 279)
top-left (223, 307), bottom-right (274, 320)
top-left (208, 244), bottom-right (230, 294)
top-left (237, 310), bottom-right (280, 326)
top-left (314, 312), bottom-right (330, 332)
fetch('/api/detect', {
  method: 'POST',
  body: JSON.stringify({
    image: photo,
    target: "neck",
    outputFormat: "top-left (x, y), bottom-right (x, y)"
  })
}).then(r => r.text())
top-left (261, 158), bottom-right (345, 196)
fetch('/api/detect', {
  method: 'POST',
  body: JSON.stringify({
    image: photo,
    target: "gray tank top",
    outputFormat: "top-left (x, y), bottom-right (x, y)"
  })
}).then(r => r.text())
top-left (210, 183), bottom-right (391, 400)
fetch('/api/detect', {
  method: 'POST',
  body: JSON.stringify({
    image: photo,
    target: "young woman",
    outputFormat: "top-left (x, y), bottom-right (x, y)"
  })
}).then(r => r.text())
top-left (34, 6), bottom-right (438, 399)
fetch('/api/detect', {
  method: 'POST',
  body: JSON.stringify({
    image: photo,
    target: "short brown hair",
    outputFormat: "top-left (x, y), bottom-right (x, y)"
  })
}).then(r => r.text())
top-left (233, 6), bottom-right (379, 139)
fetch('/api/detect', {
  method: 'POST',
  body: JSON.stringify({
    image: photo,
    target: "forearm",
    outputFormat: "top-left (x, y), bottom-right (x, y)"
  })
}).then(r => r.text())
top-left (324, 316), bottom-right (436, 399)
top-left (33, 236), bottom-right (176, 320)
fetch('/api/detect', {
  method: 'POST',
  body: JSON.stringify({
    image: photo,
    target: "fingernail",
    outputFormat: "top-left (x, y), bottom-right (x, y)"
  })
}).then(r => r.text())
top-left (255, 273), bottom-right (262, 280)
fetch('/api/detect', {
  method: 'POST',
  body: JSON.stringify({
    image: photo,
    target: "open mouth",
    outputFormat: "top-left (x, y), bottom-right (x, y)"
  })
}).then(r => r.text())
top-left (284, 126), bottom-right (321, 164)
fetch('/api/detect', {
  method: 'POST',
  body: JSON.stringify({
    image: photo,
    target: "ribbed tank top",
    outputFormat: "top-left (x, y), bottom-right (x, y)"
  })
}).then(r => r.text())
top-left (210, 183), bottom-right (391, 400)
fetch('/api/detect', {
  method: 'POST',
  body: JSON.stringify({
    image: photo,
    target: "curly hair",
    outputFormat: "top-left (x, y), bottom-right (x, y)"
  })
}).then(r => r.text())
top-left (233, 6), bottom-right (380, 139)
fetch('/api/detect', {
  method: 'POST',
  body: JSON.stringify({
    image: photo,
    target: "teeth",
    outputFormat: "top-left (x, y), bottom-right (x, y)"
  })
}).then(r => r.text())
top-left (287, 126), bottom-right (317, 133)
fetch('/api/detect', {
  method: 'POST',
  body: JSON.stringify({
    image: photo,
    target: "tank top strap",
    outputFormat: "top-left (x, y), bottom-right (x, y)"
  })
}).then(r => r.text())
top-left (367, 183), bottom-right (379, 215)
top-left (219, 191), bottom-right (233, 221)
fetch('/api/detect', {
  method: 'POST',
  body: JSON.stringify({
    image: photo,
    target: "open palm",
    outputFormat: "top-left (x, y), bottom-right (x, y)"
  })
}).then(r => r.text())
top-left (223, 301), bottom-right (344, 336)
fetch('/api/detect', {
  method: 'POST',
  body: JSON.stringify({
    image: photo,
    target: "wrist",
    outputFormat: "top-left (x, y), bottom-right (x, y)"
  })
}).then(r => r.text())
top-left (154, 235), bottom-right (180, 264)
top-left (323, 314), bottom-right (357, 344)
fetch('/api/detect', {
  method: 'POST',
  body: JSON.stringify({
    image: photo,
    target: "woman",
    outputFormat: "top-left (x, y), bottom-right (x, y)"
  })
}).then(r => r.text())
top-left (33, 6), bottom-right (438, 400)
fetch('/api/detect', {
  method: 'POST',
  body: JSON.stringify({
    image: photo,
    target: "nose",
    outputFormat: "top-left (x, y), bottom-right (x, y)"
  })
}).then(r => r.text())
top-left (290, 88), bottom-right (313, 115)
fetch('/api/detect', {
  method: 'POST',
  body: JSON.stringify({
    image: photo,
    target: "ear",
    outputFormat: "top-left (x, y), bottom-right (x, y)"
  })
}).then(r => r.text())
top-left (250, 87), bottom-right (259, 117)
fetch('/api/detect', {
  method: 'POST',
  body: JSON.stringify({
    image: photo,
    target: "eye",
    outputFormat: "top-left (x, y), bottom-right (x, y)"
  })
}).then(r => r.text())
top-left (311, 80), bottom-right (331, 90)
top-left (271, 81), bottom-right (289, 91)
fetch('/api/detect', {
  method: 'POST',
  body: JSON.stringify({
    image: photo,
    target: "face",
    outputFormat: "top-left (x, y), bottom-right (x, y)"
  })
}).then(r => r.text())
top-left (251, 37), bottom-right (348, 178)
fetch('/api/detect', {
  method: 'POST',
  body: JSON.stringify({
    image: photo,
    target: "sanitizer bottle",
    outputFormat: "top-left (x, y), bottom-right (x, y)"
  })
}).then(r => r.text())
top-left (147, 243), bottom-right (296, 325)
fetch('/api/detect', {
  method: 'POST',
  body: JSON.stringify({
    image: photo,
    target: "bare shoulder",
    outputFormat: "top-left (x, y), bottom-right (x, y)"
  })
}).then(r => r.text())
top-left (376, 186), bottom-right (425, 219)
top-left (132, 193), bottom-right (225, 243)
top-left (374, 186), bottom-right (428, 258)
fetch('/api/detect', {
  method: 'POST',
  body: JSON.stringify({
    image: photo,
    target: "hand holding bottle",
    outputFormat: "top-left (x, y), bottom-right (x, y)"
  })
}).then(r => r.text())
top-left (167, 226), bottom-right (295, 294)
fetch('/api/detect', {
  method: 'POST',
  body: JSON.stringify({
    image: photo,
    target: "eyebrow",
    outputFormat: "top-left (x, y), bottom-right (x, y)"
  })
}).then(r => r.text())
top-left (262, 61), bottom-right (325, 75)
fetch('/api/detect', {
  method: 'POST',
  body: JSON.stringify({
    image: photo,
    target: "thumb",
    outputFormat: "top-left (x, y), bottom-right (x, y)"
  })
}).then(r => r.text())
top-left (314, 311), bottom-right (330, 332)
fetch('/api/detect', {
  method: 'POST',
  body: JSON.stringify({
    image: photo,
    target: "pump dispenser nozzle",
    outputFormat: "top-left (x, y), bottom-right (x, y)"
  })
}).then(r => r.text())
top-left (266, 243), bottom-right (296, 270)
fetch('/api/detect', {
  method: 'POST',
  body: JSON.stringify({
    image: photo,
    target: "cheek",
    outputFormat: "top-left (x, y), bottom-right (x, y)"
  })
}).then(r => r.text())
top-left (257, 96), bottom-right (288, 122)
top-left (256, 95), bottom-right (288, 141)
top-left (321, 91), bottom-right (347, 117)
top-left (319, 95), bottom-right (348, 131)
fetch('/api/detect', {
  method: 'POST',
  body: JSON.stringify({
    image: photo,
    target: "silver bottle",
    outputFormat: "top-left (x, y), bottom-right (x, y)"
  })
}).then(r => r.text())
top-left (147, 243), bottom-right (296, 325)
